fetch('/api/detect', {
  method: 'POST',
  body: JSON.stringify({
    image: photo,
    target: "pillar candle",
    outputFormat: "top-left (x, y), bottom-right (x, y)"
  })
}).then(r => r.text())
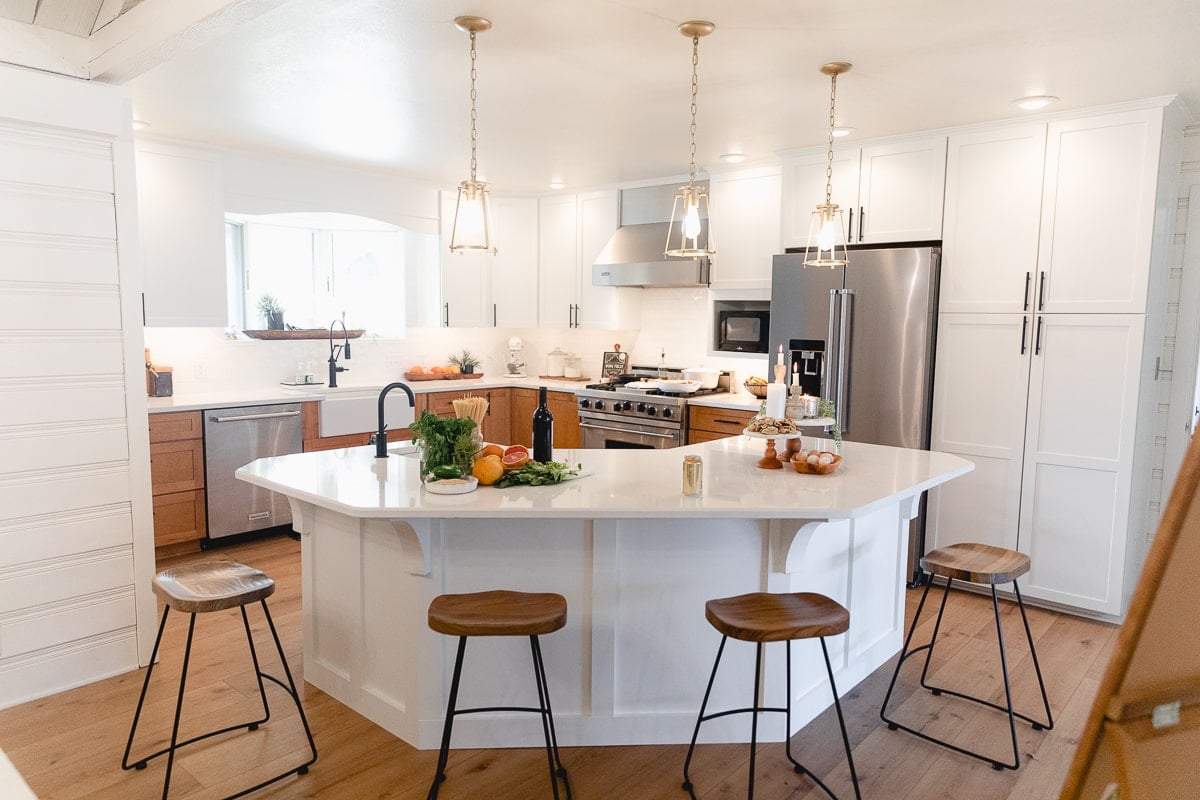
top-left (766, 382), bottom-right (787, 420)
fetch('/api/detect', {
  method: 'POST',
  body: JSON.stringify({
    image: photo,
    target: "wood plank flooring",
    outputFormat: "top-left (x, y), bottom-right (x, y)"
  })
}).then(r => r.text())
top-left (0, 534), bottom-right (1117, 799)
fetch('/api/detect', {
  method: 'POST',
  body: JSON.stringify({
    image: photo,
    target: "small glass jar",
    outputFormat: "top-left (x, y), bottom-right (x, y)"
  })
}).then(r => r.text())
top-left (682, 455), bottom-right (703, 496)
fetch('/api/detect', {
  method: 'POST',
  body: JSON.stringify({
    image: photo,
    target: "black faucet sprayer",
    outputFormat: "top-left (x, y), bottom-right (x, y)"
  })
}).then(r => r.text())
top-left (374, 382), bottom-right (417, 458)
top-left (328, 319), bottom-right (351, 388)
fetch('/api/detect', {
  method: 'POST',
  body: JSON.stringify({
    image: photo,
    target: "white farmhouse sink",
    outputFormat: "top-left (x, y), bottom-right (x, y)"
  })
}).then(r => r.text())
top-left (315, 386), bottom-right (416, 438)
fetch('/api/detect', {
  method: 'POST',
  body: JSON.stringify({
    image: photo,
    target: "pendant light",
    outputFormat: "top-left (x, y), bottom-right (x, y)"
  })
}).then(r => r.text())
top-left (803, 62), bottom-right (852, 268)
top-left (664, 20), bottom-right (715, 258)
top-left (449, 16), bottom-right (496, 255)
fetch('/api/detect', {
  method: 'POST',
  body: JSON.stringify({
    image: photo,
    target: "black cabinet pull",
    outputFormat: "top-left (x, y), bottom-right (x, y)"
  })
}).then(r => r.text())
top-left (1034, 315), bottom-right (1044, 355)
top-left (443, 302), bottom-right (449, 327)
top-left (1020, 316), bottom-right (1028, 355)
top-left (847, 207), bottom-right (854, 242)
top-left (1038, 271), bottom-right (1046, 311)
top-left (858, 207), bottom-right (865, 242)
top-left (493, 303), bottom-right (497, 327)
top-left (1023, 272), bottom-right (1032, 311)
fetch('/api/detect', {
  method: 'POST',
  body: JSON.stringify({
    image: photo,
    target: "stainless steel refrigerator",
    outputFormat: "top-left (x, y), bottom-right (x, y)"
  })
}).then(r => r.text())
top-left (770, 244), bottom-right (941, 582)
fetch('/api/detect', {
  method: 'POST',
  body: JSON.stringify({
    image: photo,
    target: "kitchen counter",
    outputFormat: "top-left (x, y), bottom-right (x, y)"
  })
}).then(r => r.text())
top-left (686, 392), bottom-right (764, 412)
top-left (237, 437), bottom-right (971, 750)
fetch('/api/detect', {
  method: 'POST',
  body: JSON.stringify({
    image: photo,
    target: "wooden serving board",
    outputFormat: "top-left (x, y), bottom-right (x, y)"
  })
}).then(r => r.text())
top-left (244, 328), bottom-right (365, 340)
top-left (539, 375), bottom-right (590, 381)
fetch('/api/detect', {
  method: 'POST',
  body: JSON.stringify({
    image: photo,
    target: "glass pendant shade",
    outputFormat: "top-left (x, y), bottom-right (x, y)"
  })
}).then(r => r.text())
top-left (450, 178), bottom-right (495, 254)
top-left (803, 202), bottom-right (849, 267)
top-left (665, 183), bottom-right (713, 257)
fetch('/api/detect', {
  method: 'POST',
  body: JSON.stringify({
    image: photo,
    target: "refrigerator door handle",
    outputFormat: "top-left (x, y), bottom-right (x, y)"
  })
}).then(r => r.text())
top-left (828, 288), bottom-right (854, 434)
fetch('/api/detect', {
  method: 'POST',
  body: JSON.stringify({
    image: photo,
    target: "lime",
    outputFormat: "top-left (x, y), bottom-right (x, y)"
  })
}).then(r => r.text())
top-left (431, 464), bottom-right (462, 479)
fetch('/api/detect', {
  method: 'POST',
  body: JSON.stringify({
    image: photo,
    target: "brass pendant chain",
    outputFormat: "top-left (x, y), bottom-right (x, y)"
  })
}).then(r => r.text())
top-left (688, 33), bottom-right (699, 187)
top-left (825, 71), bottom-right (837, 207)
top-left (468, 28), bottom-right (478, 183)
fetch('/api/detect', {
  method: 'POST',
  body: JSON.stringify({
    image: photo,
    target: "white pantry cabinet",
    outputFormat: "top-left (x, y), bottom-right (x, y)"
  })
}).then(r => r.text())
top-left (781, 135), bottom-right (946, 249)
top-left (135, 139), bottom-right (227, 326)
top-left (538, 189), bottom-right (640, 329)
top-left (708, 165), bottom-right (781, 292)
top-left (929, 313), bottom-right (1144, 616)
top-left (438, 193), bottom-right (538, 327)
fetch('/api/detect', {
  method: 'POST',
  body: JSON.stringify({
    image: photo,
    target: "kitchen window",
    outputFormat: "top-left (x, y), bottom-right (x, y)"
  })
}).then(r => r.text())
top-left (226, 212), bottom-right (434, 336)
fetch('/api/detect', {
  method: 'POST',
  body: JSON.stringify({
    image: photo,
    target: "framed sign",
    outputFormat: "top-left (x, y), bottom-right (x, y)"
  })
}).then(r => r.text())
top-left (601, 347), bottom-right (629, 379)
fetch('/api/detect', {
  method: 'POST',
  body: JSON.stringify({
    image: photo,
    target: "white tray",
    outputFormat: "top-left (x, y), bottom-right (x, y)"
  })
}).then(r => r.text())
top-left (424, 476), bottom-right (479, 494)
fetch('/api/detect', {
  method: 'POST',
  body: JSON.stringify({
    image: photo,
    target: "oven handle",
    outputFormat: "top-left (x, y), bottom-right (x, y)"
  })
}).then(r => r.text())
top-left (578, 421), bottom-right (677, 439)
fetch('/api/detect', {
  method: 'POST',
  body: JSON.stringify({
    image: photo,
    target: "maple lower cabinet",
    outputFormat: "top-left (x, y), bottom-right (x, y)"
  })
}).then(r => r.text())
top-left (688, 406), bottom-right (756, 444)
top-left (421, 387), bottom-right (510, 444)
top-left (149, 411), bottom-right (206, 549)
top-left (929, 313), bottom-right (1147, 616)
top-left (509, 388), bottom-right (578, 448)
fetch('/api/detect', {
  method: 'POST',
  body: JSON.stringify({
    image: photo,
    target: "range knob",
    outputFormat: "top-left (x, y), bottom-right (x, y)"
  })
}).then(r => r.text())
top-left (621, 401), bottom-right (633, 411)
top-left (637, 402), bottom-right (646, 412)
top-left (645, 406), bottom-right (658, 416)
top-left (595, 400), bottom-right (605, 411)
top-left (662, 407), bottom-right (673, 418)
top-left (580, 399), bottom-right (591, 409)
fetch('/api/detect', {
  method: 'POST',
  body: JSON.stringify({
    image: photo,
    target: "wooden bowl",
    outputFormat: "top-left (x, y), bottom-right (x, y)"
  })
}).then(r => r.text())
top-left (793, 453), bottom-right (842, 475)
top-left (744, 381), bottom-right (768, 398)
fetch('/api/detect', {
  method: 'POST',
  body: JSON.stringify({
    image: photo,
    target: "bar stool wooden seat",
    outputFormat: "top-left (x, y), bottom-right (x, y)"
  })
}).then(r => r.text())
top-left (426, 590), bottom-right (572, 800)
top-left (121, 561), bottom-right (317, 800)
top-left (682, 592), bottom-right (861, 800)
top-left (879, 542), bottom-right (1054, 770)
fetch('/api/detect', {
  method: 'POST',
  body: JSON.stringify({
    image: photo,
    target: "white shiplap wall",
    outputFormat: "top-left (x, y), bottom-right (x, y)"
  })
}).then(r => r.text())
top-left (0, 65), bottom-right (155, 708)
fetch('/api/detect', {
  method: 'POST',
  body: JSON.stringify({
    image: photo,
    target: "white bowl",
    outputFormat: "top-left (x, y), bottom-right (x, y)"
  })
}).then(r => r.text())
top-left (682, 367), bottom-right (720, 389)
top-left (657, 379), bottom-right (701, 394)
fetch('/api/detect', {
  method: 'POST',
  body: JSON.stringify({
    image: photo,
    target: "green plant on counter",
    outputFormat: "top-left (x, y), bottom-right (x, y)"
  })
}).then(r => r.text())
top-left (818, 398), bottom-right (843, 452)
top-left (410, 411), bottom-right (477, 478)
top-left (256, 293), bottom-right (285, 330)
top-left (448, 349), bottom-right (481, 374)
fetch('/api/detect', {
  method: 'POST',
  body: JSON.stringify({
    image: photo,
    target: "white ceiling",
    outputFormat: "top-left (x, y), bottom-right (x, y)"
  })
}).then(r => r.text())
top-left (14, 0), bottom-right (1200, 193)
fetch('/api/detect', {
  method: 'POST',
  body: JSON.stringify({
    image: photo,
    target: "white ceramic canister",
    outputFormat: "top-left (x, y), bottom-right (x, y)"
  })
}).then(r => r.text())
top-left (564, 353), bottom-right (583, 378)
top-left (546, 347), bottom-right (566, 377)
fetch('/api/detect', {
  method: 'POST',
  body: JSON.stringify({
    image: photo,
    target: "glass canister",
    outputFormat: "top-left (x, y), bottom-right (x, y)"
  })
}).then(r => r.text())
top-left (564, 353), bottom-right (582, 379)
top-left (547, 347), bottom-right (566, 377)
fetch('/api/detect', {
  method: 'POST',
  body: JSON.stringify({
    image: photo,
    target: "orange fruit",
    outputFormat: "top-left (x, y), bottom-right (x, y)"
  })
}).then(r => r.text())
top-left (503, 444), bottom-right (528, 458)
top-left (478, 443), bottom-right (505, 459)
top-left (501, 449), bottom-right (529, 471)
top-left (472, 455), bottom-right (504, 486)
top-left (450, 364), bottom-right (461, 374)
top-left (408, 365), bottom-right (425, 375)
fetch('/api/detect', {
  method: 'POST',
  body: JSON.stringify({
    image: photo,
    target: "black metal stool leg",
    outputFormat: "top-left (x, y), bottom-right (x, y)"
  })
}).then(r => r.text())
top-left (428, 636), bottom-right (467, 800)
top-left (746, 642), bottom-right (764, 800)
top-left (122, 605), bottom-right (170, 772)
top-left (529, 636), bottom-right (564, 800)
top-left (256, 598), bottom-right (318, 777)
top-left (531, 635), bottom-right (572, 799)
top-left (239, 605), bottom-right (271, 731)
top-left (919, 577), bottom-right (955, 689)
top-left (161, 612), bottom-right (198, 800)
top-left (681, 635), bottom-right (727, 798)
top-left (1014, 583), bottom-right (1054, 731)
top-left (783, 639), bottom-right (861, 800)
top-left (990, 585), bottom-right (1020, 770)
top-left (879, 576), bottom-right (936, 727)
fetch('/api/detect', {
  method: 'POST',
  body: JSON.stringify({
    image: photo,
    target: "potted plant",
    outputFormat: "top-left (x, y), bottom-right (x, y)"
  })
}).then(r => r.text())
top-left (257, 294), bottom-right (285, 330)
top-left (449, 349), bottom-right (481, 375)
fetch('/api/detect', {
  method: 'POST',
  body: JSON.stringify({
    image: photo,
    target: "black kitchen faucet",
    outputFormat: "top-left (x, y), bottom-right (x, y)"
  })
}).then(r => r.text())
top-left (328, 319), bottom-right (351, 387)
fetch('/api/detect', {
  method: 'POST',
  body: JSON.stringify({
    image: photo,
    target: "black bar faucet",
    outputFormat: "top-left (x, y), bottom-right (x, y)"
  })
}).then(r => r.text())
top-left (328, 319), bottom-right (350, 388)
top-left (373, 382), bottom-right (417, 458)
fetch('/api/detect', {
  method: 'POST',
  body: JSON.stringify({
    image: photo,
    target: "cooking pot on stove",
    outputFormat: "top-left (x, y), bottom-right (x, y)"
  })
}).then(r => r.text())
top-left (682, 367), bottom-right (720, 389)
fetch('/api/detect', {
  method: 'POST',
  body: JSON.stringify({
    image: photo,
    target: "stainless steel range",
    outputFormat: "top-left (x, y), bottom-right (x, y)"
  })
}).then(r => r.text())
top-left (577, 368), bottom-right (731, 449)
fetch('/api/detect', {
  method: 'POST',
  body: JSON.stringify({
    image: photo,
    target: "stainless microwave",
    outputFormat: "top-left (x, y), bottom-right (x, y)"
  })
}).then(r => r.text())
top-left (715, 309), bottom-right (770, 353)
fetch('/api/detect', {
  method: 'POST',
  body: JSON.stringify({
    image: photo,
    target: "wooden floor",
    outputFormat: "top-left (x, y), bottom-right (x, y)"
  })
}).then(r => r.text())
top-left (0, 534), bottom-right (1117, 800)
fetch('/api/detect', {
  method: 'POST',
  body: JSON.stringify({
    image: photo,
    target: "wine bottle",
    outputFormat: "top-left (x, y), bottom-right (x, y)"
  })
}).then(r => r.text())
top-left (532, 386), bottom-right (554, 462)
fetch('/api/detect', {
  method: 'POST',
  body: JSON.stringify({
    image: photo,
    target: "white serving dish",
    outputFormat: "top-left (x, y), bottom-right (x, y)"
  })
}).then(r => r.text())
top-left (657, 379), bottom-right (701, 394)
top-left (682, 367), bottom-right (720, 389)
top-left (424, 476), bottom-right (479, 494)
top-left (623, 380), bottom-right (658, 391)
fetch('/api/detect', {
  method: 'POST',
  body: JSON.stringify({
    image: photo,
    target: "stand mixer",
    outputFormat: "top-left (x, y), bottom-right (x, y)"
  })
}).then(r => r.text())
top-left (505, 336), bottom-right (526, 377)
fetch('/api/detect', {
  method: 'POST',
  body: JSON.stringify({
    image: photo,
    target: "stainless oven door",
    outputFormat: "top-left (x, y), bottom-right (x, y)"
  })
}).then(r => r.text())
top-left (579, 411), bottom-right (683, 449)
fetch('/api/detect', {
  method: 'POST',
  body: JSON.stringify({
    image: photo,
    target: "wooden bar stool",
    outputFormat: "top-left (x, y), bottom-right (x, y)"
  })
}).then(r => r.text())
top-left (121, 561), bottom-right (317, 800)
top-left (426, 590), bottom-right (572, 800)
top-left (681, 592), bottom-right (861, 800)
top-left (879, 542), bottom-right (1054, 770)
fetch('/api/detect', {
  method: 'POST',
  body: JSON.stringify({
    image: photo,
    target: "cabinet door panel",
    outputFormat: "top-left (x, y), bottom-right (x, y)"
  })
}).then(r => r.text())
top-left (481, 388), bottom-right (511, 445)
top-left (548, 390), bottom-right (581, 448)
top-left (857, 137), bottom-right (946, 244)
top-left (490, 198), bottom-right (538, 327)
top-left (439, 191), bottom-right (489, 327)
top-left (509, 388), bottom-right (538, 448)
top-left (940, 124), bottom-right (1046, 313)
top-left (927, 313), bottom-right (1029, 554)
top-left (781, 150), bottom-right (859, 249)
top-left (1038, 110), bottom-right (1161, 313)
top-left (575, 190), bottom-right (618, 330)
top-left (709, 168), bottom-right (781, 291)
top-left (1018, 314), bottom-right (1144, 614)
top-left (538, 195), bottom-right (578, 329)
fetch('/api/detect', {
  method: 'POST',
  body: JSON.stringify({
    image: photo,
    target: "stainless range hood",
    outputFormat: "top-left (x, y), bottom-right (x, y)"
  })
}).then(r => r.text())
top-left (592, 182), bottom-right (711, 288)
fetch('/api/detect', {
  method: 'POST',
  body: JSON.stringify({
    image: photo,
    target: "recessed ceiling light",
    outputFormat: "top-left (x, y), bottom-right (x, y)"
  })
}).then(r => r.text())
top-left (720, 153), bottom-right (746, 164)
top-left (132, 119), bottom-right (150, 130)
top-left (549, 181), bottom-right (565, 190)
top-left (1013, 95), bottom-right (1058, 111)
top-left (831, 126), bottom-right (856, 138)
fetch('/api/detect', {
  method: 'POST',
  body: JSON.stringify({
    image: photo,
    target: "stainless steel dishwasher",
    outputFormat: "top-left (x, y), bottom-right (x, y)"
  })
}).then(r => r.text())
top-left (203, 402), bottom-right (303, 540)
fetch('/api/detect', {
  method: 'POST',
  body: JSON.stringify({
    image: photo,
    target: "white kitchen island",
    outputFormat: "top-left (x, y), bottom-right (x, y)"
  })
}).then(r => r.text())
top-left (236, 436), bottom-right (971, 749)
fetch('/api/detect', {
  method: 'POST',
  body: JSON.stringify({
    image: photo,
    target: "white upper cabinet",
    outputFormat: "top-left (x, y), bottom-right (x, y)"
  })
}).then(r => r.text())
top-left (1037, 109), bottom-right (1164, 313)
top-left (136, 140), bottom-right (228, 326)
top-left (939, 124), bottom-right (1047, 313)
top-left (781, 135), bottom-right (946, 248)
top-left (538, 189), bottom-right (640, 330)
top-left (708, 166), bottom-right (782, 292)
top-left (438, 193), bottom-right (538, 327)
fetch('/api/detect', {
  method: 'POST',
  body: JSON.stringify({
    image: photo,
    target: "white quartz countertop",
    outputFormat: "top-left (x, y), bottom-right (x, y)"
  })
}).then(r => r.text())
top-left (146, 376), bottom-right (600, 414)
top-left (686, 393), bottom-right (764, 412)
top-left (237, 436), bottom-right (972, 520)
